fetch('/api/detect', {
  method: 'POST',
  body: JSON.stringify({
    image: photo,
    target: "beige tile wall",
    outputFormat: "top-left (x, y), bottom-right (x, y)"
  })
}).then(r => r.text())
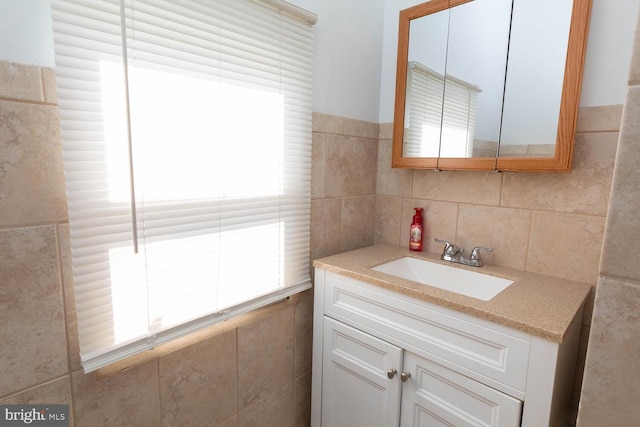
top-left (374, 106), bottom-right (620, 425)
top-left (310, 112), bottom-right (379, 263)
top-left (0, 60), bottom-right (313, 427)
top-left (577, 8), bottom-right (640, 424)
top-left (375, 108), bottom-right (618, 286)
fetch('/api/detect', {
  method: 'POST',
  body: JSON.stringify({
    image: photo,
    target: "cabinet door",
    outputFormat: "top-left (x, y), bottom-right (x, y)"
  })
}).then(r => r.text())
top-left (400, 352), bottom-right (522, 427)
top-left (322, 317), bottom-right (403, 427)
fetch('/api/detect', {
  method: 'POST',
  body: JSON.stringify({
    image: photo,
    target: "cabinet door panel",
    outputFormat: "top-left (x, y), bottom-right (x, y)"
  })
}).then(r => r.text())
top-left (400, 352), bottom-right (522, 427)
top-left (324, 272), bottom-right (530, 396)
top-left (322, 317), bottom-right (403, 427)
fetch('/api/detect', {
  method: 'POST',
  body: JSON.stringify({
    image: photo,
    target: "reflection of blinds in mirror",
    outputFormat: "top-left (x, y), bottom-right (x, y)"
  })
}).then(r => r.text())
top-left (404, 61), bottom-right (480, 158)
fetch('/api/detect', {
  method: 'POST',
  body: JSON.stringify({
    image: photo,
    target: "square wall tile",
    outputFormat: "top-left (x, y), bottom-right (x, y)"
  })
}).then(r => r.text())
top-left (72, 360), bottom-right (161, 426)
top-left (501, 131), bottom-right (617, 216)
top-left (0, 61), bottom-right (44, 102)
top-left (340, 195), bottom-right (376, 252)
top-left (325, 135), bottom-right (377, 197)
top-left (0, 226), bottom-right (68, 397)
top-left (577, 278), bottom-right (640, 426)
top-left (412, 170), bottom-right (503, 206)
top-left (527, 212), bottom-right (605, 284)
top-left (0, 100), bottom-right (67, 226)
top-left (238, 307), bottom-right (294, 409)
top-left (456, 205), bottom-right (532, 270)
top-left (399, 198), bottom-right (458, 255)
top-left (159, 330), bottom-right (237, 426)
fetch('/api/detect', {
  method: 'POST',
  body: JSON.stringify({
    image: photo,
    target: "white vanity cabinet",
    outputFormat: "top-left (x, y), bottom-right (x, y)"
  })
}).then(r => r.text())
top-left (312, 269), bottom-right (583, 427)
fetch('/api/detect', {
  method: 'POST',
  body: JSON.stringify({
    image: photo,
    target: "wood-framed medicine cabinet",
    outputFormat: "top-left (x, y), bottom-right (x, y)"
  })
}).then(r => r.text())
top-left (392, 0), bottom-right (592, 172)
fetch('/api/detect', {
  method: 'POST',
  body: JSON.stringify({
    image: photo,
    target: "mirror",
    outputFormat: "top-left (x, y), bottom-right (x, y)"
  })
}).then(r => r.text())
top-left (392, 0), bottom-right (592, 172)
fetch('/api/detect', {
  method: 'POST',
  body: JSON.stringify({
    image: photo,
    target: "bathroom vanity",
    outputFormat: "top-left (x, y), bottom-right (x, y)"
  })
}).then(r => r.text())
top-left (311, 244), bottom-right (591, 427)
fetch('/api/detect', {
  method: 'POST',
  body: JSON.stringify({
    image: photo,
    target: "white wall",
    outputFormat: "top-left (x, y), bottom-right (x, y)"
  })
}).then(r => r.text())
top-left (0, 0), bottom-right (54, 67)
top-left (379, 0), bottom-right (640, 123)
top-left (300, 0), bottom-right (386, 122)
top-left (580, 0), bottom-right (640, 106)
top-left (0, 0), bottom-right (387, 123)
top-left (1, 0), bottom-right (637, 123)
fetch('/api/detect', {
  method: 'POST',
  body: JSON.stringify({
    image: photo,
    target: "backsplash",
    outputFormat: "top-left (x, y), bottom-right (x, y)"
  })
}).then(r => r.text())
top-left (312, 105), bottom-right (620, 288)
top-left (374, 106), bottom-right (620, 286)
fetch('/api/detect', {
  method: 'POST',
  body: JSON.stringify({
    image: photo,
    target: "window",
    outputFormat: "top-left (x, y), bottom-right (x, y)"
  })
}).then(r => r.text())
top-left (51, 0), bottom-right (315, 372)
top-left (403, 61), bottom-right (479, 158)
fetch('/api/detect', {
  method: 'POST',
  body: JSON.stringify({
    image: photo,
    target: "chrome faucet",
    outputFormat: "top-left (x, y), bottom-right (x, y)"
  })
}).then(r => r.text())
top-left (434, 238), bottom-right (493, 267)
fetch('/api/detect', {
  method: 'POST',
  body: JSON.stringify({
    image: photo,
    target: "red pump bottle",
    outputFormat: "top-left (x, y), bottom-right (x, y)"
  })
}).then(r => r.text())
top-left (409, 207), bottom-right (424, 252)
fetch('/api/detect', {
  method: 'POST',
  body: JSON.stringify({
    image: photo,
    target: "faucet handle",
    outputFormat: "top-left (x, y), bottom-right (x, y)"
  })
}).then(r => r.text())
top-left (470, 246), bottom-right (493, 261)
top-left (435, 238), bottom-right (459, 259)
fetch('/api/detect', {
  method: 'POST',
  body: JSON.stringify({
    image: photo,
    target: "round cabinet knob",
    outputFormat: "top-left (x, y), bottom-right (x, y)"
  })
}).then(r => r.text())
top-left (387, 368), bottom-right (397, 379)
top-left (400, 371), bottom-right (411, 382)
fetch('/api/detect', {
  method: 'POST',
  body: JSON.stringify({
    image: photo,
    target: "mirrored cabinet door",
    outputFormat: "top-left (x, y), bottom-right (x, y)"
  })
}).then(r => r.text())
top-left (499, 0), bottom-right (573, 158)
top-left (402, 8), bottom-right (449, 159)
top-left (438, 0), bottom-right (511, 170)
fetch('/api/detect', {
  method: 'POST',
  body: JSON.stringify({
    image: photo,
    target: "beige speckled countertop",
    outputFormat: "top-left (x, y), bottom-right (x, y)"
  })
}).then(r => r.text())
top-left (313, 244), bottom-right (592, 343)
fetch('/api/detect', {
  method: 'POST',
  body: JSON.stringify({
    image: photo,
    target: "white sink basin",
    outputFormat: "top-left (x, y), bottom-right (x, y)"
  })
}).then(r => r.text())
top-left (371, 257), bottom-right (513, 301)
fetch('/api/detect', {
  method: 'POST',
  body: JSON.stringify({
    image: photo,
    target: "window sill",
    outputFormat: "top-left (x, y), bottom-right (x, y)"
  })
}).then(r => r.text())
top-left (93, 291), bottom-right (304, 377)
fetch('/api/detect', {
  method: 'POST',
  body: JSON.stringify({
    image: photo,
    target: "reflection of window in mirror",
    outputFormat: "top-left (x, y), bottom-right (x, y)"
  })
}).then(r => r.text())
top-left (441, 75), bottom-right (481, 158)
top-left (404, 62), bottom-right (443, 157)
top-left (404, 62), bottom-right (482, 158)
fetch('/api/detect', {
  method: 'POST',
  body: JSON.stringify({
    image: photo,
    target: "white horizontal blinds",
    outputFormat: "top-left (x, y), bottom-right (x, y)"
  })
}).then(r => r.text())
top-left (403, 62), bottom-right (444, 157)
top-left (51, 0), bottom-right (313, 371)
top-left (403, 61), bottom-right (480, 158)
top-left (52, 0), bottom-right (137, 358)
top-left (440, 77), bottom-right (480, 157)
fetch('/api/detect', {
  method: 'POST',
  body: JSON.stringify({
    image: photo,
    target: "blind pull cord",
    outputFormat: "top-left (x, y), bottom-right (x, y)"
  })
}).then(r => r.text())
top-left (120, 0), bottom-right (138, 254)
